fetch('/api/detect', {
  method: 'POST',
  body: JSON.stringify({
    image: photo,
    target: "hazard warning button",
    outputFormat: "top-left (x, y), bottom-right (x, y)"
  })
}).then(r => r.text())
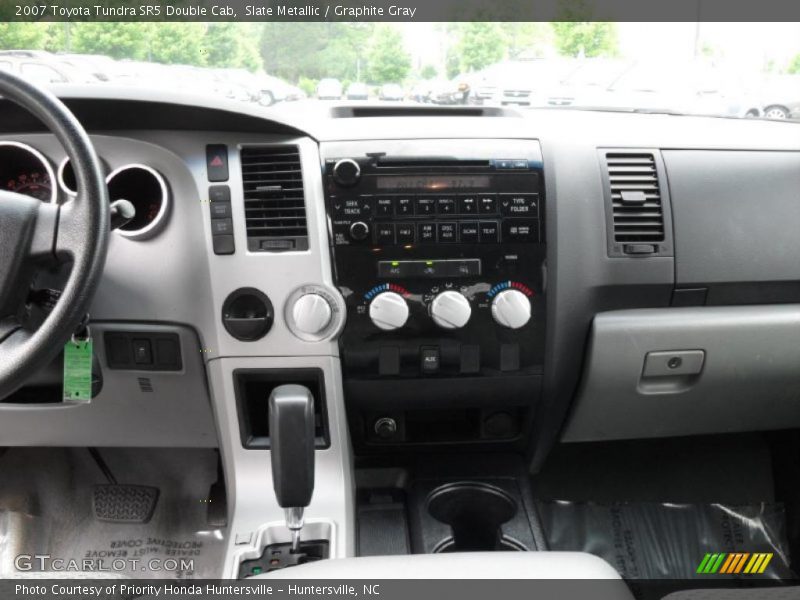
top-left (206, 144), bottom-right (229, 182)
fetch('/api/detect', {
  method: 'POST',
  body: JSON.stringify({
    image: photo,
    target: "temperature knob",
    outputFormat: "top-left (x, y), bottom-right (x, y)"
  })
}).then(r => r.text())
top-left (332, 158), bottom-right (361, 187)
top-left (369, 291), bottom-right (409, 331)
top-left (491, 289), bottom-right (531, 329)
top-left (430, 291), bottom-right (471, 329)
top-left (292, 293), bottom-right (332, 336)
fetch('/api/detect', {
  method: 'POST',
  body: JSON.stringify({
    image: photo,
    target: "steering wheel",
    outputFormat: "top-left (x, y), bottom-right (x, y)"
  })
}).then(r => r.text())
top-left (0, 70), bottom-right (109, 400)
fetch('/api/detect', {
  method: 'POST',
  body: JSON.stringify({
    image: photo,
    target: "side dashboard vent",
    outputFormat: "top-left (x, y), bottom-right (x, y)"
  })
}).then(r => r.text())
top-left (605, 152), bottom-right (664, 245)
top-left (241, 145), bottom-right (308, 252)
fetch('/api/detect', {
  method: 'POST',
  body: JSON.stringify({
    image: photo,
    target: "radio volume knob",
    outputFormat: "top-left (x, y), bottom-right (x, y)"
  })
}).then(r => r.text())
top-left (491, 289), bottom-right (531, 329)
top-left (332, 158), bottom-right (361, 187)
top-left (292, 293), bottom-right (333, 336)
top-left (369, 292), bottom-right (409, 331)
top-left (430, 291), bottom-right (471, 330)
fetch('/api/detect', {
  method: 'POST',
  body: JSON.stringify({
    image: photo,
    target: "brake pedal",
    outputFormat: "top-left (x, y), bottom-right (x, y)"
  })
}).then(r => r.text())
top-left (88, 448), bottom-right (159, 523)
top-left (93, 484), bottom-right (159, 523)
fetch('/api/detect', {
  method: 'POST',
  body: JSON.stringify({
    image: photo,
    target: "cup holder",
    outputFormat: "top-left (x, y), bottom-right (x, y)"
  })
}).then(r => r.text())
top-left (426, 482), bottom-right (523, 552)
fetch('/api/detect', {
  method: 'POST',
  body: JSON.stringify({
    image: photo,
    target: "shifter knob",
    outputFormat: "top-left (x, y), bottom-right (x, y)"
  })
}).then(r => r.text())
top-left (269, 384), bottom-right (316, 551)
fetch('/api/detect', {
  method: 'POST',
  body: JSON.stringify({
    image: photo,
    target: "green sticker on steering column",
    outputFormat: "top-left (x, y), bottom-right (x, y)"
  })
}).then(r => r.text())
top-left (63, 339), bottom-right (93, 403)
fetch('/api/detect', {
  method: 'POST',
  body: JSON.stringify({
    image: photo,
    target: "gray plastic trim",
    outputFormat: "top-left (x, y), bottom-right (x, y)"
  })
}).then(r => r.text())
top-left (563, 305), bottom-right (800, 442)
top-left (0, 322), bottom-right (217, 447)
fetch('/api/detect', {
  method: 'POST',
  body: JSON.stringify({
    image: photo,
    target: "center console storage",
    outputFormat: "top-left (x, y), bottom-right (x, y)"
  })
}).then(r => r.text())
top-left (321, 139), bottom-right (546, 451)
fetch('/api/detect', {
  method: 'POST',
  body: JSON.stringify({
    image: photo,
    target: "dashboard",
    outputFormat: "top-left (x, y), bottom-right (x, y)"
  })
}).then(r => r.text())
top-left (2, 88), bottom-right (800, 472)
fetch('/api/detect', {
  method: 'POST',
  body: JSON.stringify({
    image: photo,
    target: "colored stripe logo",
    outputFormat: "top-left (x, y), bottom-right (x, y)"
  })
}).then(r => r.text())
top-left (696, 553), bottom-right (773, 574)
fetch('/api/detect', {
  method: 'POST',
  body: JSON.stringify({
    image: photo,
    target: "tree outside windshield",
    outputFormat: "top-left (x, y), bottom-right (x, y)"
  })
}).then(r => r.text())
top-left (0, 21), bottom-right (798, 120)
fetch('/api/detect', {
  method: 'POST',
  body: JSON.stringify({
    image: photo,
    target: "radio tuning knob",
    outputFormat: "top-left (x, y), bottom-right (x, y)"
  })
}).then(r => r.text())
top-left (332, 158), bottom-right (361, 187)
top-left (349, 221), bottom-right (370, 242)
top-left (292, 293), bottom-right (333, 336)
top-left (430, 291), bottom-right (471, 329)
top-left (369, 291), bottom-right (409, 331)
top-left (491, 289), bottom-right (531, 329)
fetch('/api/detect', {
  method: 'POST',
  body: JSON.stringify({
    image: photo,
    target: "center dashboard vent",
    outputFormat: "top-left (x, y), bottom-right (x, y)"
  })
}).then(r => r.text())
top-left (602, 150), bottom-right (672, 257)
top-left (241, 145), bottom-right (308, 252)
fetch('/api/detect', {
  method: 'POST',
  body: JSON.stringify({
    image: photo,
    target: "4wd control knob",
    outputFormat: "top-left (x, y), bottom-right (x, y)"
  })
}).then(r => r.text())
top-left (430, 291), bottom-right (471, 330)
top-left (332, 158), bottom-right (361, 187)
top-left (491, 289), bottom-right (531, 329)
top-left (292, 293), bottom-right (332, 336)
top-left (369, 291), bottom-right (409, 331)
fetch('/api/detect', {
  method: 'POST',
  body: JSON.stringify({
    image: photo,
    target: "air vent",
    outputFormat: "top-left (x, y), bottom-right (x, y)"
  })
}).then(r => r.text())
top-left (606, 152), bottom-right (664, 244)
top-left (241, 145), bottom-right (308, 252)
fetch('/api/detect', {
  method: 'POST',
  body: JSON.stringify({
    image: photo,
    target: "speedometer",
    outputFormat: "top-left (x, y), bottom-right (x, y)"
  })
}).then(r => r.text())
top-left (8, 171), bottom-right (53, 202)
top-left (0, 141), bottom-right (57, 204)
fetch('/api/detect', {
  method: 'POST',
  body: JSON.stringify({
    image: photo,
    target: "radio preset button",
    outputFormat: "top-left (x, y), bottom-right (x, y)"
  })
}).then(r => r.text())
top-left (436, 197), bottom-right (456, 215)
top-left (459, 195), bottom-right (478, 214)
top-left (396, 223), bottom-right (415, 244)
top-left (479, 221), bottom-right (500, 243)
top-left (415, 197), bottom-right (436, 216)
top-left (500, 193), bottom-right (538, 217)
top-left (478, 194), bottom-right (497, 214)
top-left (376, 223), bottom-right (395, 245)
top-left (502, 218), bottom-right (539, 243)
top-left (375, 197), bottom-right (394, 216)
top-left (459, 222), bottom-right (480, 243)
top-left (437, 222), bottom-right (458, 243)
top-left (396, 197), bottom-right (414, 216)
top-left (418, 222), bottom-right (436, 243)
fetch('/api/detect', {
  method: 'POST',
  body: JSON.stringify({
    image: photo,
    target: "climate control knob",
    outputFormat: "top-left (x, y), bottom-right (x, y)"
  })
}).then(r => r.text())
top-left (292, 293), bottom-right (332, 336)
top-left (369, 291), bottom-right (409, 331)
top-left (491, 289), bottom-right (531, 329)
top-left (430, 291), bottom-right (471, 330)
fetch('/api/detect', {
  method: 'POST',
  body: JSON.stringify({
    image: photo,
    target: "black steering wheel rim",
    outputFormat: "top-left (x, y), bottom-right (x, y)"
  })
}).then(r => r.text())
top-left (0, 70), bottom-right (108, 399)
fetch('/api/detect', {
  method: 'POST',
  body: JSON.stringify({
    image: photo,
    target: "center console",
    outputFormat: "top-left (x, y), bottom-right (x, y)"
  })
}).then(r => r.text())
top-left (321, 140), bottom-right (546, 450)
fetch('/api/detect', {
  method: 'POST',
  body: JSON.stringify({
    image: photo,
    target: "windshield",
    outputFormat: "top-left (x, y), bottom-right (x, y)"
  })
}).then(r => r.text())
top-left (0, 21), bottom-right (798, 120)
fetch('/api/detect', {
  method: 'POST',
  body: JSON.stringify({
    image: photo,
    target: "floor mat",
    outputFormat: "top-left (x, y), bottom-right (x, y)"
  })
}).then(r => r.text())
top-left (537, 500), bottom-right (792, 580)
top-left (0, 447), bottom-right (227, 579)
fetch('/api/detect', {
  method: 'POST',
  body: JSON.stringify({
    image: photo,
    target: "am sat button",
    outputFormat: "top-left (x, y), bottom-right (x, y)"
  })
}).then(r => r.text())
top-left (502, 219), bottom-right (539, 242)
top-left (417, 222), bottom-right (436, 244)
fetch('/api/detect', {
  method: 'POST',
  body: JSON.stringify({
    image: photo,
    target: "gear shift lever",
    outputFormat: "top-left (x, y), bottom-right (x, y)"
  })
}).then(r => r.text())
top-left (268, 384), bottom-right (315, 553)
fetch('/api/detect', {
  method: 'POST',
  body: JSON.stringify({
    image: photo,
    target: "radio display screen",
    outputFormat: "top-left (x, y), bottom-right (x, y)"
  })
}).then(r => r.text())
top-left (375, 175), bottom-right (491, 191)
